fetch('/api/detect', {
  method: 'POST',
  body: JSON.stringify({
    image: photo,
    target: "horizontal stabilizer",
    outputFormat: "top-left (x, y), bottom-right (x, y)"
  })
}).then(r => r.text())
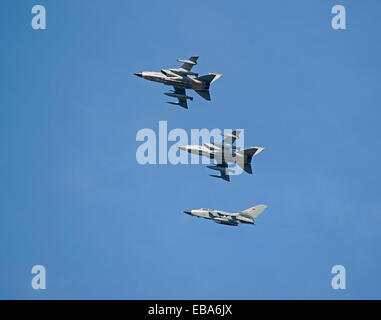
top-left (209, 174), bottom-right (230, 182)
top-left (207, 165), bottom-right (234, 174)
top-left (194, 89), bottom-right (211, 101)
top-left (236, 147), bottom-right (264, 174)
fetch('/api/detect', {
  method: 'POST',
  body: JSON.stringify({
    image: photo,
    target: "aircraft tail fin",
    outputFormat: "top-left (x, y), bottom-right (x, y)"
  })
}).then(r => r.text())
top-left (240, 205), bottom-right (267, 219)
top-left (235, 147), bottom-right (264, 174)
top-left (195, 73), bottom-right (222, 84)
top-left (232, 130), bottom-right (242, 138)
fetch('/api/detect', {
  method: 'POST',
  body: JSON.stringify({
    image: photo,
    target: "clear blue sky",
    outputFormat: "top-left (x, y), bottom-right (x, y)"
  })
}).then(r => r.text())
top-left (1, 0), bottom-right (381, 299)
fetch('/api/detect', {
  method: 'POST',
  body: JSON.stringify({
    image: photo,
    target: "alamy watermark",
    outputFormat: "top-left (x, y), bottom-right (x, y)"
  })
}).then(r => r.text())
top-left (136, 121), bottom-right (245, 175)
top-left (31, 265), bottom-right (46, 290)
top-left (331, 265), bottom-right (346, 290)
top-left (31, 5), bottom-right (46, 30)
top-left (331, 5), bottom-right (346, 30)
top-left (29, 4), bottom-right (346, 31)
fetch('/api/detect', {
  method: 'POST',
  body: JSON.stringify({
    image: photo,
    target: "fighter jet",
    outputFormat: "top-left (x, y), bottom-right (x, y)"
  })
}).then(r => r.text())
top-left (184, 205), bottom-right (267, 226)
top-left (134, 56), bottom-right (222, 109)
top-left (178, 130), bottom-right (264, 181)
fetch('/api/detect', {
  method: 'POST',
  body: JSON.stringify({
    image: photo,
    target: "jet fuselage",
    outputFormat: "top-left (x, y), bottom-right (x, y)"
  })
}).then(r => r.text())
top-left (183, 207), bottom-right (268, 226)
top-left (134, 71), bottom-right (208, 90)
top-left (178, 145), bottom-right (239, 164)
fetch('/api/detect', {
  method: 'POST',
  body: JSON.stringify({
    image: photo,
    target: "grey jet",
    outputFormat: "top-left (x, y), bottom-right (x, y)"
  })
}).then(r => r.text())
top-left (184, 205), bottom-right (267, 226)
top-left (134, 56), bottom-right (222, 109)
top-left (179, 130), bottom-right (264, 181)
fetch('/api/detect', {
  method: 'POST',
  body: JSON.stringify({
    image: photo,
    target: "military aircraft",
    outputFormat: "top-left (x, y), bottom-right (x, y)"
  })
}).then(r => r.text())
top-left (178, 130), bottom-right (264, 181)
top-left (184, 205), bottom-right (267, 226)
top-left (134, 56), bottom-right (222, 109)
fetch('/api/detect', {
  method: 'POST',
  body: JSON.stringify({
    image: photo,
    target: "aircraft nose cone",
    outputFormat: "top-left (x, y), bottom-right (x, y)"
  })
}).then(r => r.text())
top-left (134, 72), bottom-right (143, 78)
top-left (184, 210), bottom-right (192, 215)
top-left (178, 146), bottom-right (187, 151)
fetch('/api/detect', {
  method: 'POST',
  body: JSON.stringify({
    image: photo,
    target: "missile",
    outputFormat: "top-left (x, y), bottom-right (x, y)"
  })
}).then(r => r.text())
top-left (213, 217), bottom-right (239, 226)
top-left (164, 92), bottom-right (193, 100)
